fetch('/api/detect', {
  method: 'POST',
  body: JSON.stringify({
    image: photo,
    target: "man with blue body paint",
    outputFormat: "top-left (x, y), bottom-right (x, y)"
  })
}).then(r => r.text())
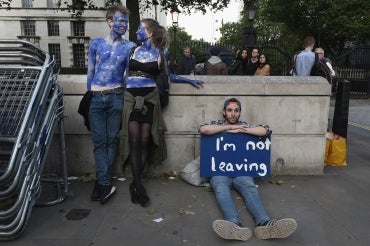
top-left (87, 4), bottom-right (136, 205)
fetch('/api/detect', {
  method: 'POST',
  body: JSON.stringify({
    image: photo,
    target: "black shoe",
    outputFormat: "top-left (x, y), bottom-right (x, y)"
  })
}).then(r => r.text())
top-left (99, 184), bottom-right (116, 205)
top-left (91, 181), bottom-right (100, 201)
top-left (136, 185), bottom-right (150, 207)
top-left (129, 183), bottom-right (139, 204)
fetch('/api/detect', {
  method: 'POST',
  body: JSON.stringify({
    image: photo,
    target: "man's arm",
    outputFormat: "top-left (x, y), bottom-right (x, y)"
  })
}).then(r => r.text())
top-left (199, 124), bottom-right (268, 136)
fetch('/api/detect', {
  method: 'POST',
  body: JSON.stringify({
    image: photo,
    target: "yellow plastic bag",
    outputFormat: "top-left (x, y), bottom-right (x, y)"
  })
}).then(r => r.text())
top-left (324, 131), bottom-right (347, 166)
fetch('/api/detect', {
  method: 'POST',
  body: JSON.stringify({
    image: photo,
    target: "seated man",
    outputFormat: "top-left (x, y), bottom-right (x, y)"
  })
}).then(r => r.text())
top-left (198, 98), bottom-right (297, 241)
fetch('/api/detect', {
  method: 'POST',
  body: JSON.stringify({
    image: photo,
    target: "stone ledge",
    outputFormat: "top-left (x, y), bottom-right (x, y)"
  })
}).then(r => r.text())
top-left (55, 75), bottom-right (331, 176)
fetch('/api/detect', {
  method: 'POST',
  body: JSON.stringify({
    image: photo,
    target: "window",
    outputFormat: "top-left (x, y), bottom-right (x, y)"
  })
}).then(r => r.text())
top-left (48, 44), bottom-right (62, 68)
top-left (73, 44), bottom-right (86, 68)
top-left (47, 0), bottom-right (58, 8)
top-left (47, 21), bottom-right (60, 36)
top-left (22, 20), bottom-right (36, 36)
top-left (22, 0), bottom-right (33, 8)
top-left (72, 21), bottom-right (85, 37)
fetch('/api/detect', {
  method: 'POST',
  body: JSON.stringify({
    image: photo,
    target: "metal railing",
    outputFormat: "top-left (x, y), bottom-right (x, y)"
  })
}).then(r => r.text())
top-left (0, 39), bottom-right (68, 240)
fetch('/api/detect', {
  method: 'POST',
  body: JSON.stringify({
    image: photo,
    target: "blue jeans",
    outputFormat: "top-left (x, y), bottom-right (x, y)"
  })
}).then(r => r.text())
top-left (89, 91), bottom-right (123, 185)
top-left (210, 176), bottom-right (270, 226)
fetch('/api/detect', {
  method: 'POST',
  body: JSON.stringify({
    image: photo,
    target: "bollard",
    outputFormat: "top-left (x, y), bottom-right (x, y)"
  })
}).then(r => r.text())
top-left (332, 79), bottom-right (350, 138)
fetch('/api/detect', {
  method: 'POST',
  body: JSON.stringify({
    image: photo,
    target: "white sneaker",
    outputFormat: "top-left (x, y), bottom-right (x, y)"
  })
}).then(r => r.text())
top-left (212, 219), bottom-right (252, 241)
top-left (254, 218), bottom-right (297, 240)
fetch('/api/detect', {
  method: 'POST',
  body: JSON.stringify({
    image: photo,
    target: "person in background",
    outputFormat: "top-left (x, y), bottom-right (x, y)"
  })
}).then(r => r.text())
top-left (199, 98), bottom-right (297, 241)
top-left (87, 4), bottom-right (136, 205)
top-left (177, 46), bottom-right (195, 75)
top-left (315, 47), bottom-right (336, 79)
top-left (295, 36), bottom-right (316, 76)
top-left (228, 48), bottom-right (249, 75)
top-left (255, 53), bottom-right (271, 76)
top-left (246, 48), bottom-right (260, 75)
top-left (117, 18), bottom-right (203, 208)
top-left (204, 47), bottom-right (228, 75)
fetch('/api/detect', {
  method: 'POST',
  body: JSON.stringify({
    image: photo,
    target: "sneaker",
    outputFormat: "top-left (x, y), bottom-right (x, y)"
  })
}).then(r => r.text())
top-left (212, 219), bottom-right (252, 241)
top-left (99, 184), bottom-right (116, 205)
top-left (90, 181), bottom-right (100, 201)
top-left (254, 218), bottom-right (297, 240)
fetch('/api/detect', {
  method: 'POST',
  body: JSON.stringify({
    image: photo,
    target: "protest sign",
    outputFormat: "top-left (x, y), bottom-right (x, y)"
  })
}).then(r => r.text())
top-left (200, 132), bottom-right (271, 177)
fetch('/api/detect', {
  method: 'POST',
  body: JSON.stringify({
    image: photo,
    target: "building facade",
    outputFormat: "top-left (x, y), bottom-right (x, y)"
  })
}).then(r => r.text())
top-left (0, 0), bottom-right (167, 71)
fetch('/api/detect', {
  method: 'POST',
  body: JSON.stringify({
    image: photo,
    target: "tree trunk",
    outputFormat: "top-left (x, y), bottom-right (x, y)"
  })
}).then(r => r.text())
top-left (126, 0), bottom-right (140, 44)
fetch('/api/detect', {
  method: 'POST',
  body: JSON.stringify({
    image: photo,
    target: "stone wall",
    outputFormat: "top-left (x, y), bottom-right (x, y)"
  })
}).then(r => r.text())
top-left (58, 75), bottom-right (331, 176)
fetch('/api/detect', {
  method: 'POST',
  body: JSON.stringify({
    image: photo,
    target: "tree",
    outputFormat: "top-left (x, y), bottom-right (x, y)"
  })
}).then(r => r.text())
top-left (222, 22), bottom-right (244, 48)
top-left (167, 26), bottom-right (193, 64)
top-left (3, 0), bottom-right (368, 54)
top-left (260, 0), bottom-right (370, 52)
top-left (126, 0), bottom-right (234, 44)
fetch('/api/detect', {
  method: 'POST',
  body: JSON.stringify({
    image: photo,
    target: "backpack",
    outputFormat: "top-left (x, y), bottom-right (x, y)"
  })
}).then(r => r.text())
top-left (288, 51), bottom-right (301, 76)
top-left (310, 53), bottom-right (331, 82)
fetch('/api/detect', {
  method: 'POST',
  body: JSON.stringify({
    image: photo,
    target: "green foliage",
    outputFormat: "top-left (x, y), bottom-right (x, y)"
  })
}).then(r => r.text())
top-left (167, 26), bottom-right (198, 62)
top-left (0, 0), bottom-right (11, 9)
top-left (260, 0), bottom-right (370, 52)
top-left (55, 0), bottom-right (101, 18)
top-left (222, 22), bottom-right (244, 48)
top-left (2, 0), bottom-right (368, 55)
top-left (221, 0), bottom-right (370, 54)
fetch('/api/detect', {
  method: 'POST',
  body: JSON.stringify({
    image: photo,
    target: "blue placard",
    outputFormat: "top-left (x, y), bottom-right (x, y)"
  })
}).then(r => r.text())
top-left (200, 132), bottom-right (271, 177)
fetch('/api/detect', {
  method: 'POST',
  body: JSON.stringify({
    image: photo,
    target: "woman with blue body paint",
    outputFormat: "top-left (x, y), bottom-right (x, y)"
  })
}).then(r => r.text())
top-left (88, 4), bottom-right (136, 205)
top-left (117, 18), bottom-right (203, 207)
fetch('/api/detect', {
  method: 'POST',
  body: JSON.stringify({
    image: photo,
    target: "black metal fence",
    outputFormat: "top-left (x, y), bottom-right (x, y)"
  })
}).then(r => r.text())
top-left (330, 46), bottom-right (370, 98)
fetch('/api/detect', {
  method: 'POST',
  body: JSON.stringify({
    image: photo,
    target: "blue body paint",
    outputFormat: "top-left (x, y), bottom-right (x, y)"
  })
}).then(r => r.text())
top-left (127, 22), bottom-right (203, 89)
top-left (87, 12), bottom-right (136, 91)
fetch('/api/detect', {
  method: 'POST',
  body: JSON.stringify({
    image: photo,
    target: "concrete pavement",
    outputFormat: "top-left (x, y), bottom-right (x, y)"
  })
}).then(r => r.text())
top-left (5, 98), bottom-right (370, 246)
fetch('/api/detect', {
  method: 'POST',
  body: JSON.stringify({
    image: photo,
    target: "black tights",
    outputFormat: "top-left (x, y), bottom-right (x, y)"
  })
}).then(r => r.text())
top-left (128, 121), bottom-right (151, 190)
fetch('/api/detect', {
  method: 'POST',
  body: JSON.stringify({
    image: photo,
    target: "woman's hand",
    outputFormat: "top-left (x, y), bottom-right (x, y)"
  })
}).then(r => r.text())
top-left (169, 73), bottom-right (204, 88)
top-left (189, 79), bottom-right (204, 88)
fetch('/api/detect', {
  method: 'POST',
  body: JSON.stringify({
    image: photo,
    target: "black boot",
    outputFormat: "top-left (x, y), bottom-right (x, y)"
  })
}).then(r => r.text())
top-left (91, 181), bottom-right (100, 201)
top-left (136, 184), bottom-right (150, 207)
top-left (129, 183), bottom-right (139, 204)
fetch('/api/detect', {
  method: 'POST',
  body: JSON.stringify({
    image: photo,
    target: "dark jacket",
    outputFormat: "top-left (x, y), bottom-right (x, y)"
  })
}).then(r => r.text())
top-left (228, 59), bottom-right (249, 75)
top-left (77, 91), bottom-right (93, 131)
top-left (204, 56), bottom-right (228, 75)
top-left (177, 55), bottom-right (195, 75)
top-left (246, 58), bottom-right (259, 75)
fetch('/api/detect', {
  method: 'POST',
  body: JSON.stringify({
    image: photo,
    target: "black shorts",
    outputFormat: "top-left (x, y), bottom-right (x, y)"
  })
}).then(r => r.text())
top-left (127, 87), bottom-right (155, 123)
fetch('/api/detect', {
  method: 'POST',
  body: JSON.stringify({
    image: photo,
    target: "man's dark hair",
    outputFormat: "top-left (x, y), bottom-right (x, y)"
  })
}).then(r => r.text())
top-left (303, 36), bottom-right (315, 48)
top-left (223, 97), bottom-right (241, 110)
top-left (210, 47), bottom-right (220, 56)
top-left (106, 4), bottom-right (130, 21)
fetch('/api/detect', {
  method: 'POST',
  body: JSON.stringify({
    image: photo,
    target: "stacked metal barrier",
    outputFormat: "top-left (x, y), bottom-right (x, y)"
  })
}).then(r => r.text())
top-left (0, 40), bottom-right (68, 240)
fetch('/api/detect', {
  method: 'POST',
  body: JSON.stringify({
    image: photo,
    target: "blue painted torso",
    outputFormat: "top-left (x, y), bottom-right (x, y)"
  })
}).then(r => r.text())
top-left (87, 36), bottom-right (135, 90)
top-left (126, 41), bottom-right (160, 88)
